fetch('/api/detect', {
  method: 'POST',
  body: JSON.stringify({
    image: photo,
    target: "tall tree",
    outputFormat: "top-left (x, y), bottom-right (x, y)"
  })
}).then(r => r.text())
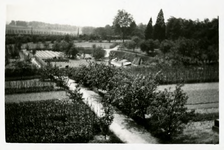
top-left (166, 17), bottom-right (182, 40)
top-left (153, 9), bottom-right (166, 41)
top-left (145, 17), bottom-right (153, 40)
top-left (113, 9), bottom-right (134, 43)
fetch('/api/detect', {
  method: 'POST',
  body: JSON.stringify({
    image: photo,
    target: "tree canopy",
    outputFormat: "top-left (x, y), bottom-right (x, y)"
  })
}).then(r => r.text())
top-left (145, 17), bottom-right (153, 40)
top-left (113, 9), bottom-right (135, 43)
top-left (153, 9), bottom-right (166, 41)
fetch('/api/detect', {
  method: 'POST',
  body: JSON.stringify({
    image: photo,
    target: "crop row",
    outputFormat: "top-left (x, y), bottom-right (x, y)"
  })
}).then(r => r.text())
top-left (5, 80), bottom-right (64, 94)
top-left (5, 99), bottom-right (103, 143)
top-left (5, 80), bottom-right (55, 88)
top-left (124, 65), bottom-right (219, 84)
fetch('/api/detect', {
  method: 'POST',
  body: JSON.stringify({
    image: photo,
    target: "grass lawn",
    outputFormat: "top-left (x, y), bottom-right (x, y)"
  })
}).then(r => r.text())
top-left (169, 121), bottom-right (219, 144)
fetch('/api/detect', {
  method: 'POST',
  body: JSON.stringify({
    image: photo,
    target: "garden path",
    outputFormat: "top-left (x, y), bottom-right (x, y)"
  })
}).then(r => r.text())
top-left (66, 78), bottom-right (159, 144)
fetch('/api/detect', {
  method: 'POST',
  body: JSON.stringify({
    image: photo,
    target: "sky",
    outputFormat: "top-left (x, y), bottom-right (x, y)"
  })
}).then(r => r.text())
top-left (5, 0), bottom-right (221, 27)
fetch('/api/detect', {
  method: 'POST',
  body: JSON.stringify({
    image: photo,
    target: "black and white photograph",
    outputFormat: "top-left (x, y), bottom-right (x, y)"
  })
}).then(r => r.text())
top-left (1, 0), bottom-right (223, 149)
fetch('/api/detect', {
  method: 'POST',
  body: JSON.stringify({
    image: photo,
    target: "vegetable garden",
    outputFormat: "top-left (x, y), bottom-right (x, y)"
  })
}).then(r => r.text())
top-left (6, 99), bottom-right (103, 143)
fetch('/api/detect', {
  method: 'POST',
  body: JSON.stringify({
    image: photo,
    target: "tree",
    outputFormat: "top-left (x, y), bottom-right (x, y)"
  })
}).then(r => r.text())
top-left (93, 27), bottom-right (106, 40)
top-left (52, 41), bottom-right (60, 51)
top-left (166, 17), bottom-right (182, 40)
top-left (145, 17), bottom-right (153, 40)
top-left (125, 40), bottom-right (136, 51)
top-left (140, 39), bottom-right (156, 56)
top-left (148, 85), bottom-right (194, 140)
top-left (92, 47), bottom-right (106, 60)
top-left (69, 45), bottom-right (79, 59)
top-left (104, 25), bottom-right (114, 42)
top-left (113, 9), bottom-right (134, 43)
top-left (160, 40), bottom-right (174, 54)
top-left (153, 9), bottom-right (166, 41)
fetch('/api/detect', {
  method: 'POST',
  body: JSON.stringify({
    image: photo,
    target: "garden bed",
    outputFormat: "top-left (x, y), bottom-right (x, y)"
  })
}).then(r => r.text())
top-left (5, 99), bottom-right (102, 143)
top-left (5, 91), bottom-right (67, 103)
top-left (5, 79), bottom-right (63, 94)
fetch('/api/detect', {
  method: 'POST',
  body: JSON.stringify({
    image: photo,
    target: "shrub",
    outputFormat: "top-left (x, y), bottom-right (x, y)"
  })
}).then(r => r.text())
top-left (147, 85), bottom-right (194, 140)
top-left (105, 74), bottom-right (158, 120)
top-left (92, 47), bottom-right (106, 60)
top-left (70, 62), bottom-right (118, 90)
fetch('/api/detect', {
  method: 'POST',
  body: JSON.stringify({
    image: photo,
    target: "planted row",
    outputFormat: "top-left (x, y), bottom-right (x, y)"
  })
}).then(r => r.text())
top-left (5, 99), bottom-right (101, 143)
top-left (46, 62), bottom-right (194, 141)
top-left (124, 65), bottom-right (219, 84)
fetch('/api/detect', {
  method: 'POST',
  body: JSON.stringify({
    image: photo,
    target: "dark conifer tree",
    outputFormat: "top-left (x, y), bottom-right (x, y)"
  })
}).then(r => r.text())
top-left (153, 9), bottom-right (166, 41)
top-left (145, 17), bottom-right (153, 40)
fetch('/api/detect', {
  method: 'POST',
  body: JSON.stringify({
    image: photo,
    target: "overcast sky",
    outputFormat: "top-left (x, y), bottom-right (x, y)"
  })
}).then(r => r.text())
top-left (5, 0), bottom-right (221, 27)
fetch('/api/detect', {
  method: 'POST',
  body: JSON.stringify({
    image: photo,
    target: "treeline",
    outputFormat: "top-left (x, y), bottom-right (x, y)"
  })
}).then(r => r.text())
top-left (136, 9), bottom-right (218, 65)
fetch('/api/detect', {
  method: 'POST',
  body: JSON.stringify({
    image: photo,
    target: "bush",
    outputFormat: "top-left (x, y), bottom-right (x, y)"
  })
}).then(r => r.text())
top-left (69, 62), bottom-right (118, 90)
top-left (92, 47), bottom-right (106, 60)
top-left (105, 74), bottom-right (158, 120)
top-left (5, 60), bottom-right (39, 78)
top-left (147, 85), bottom-right (194, 140)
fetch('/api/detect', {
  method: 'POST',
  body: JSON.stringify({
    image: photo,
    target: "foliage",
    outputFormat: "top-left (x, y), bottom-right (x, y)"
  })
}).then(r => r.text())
top-left (125, 64), bottom-right (219, 84)
top-left (67, 63), bottom-right (193, 140)
top-left (92, 47), bottom-right (106, 60)
top-left (160, 39), bottom-right (175, 54)
top-left (40, 64), bottom-right (114, 139)
top-left (106, 73), bottom-right (158, 120)
top-left (5, 80), bottom-right (60, 94)
top-left (113, 9), bottom-right (135, 43)
top-left (147, 85), bottom-right (195, 140)
top-left (5, 99), bottom-right (101, 143)
top-left (153, 9), bottom-right (166, 41)
top-left (124, 40), bottom-right (136, 51)
top-left (69, 62), bottom-right (118, 91)
top-left (5, 60), bottom-right (39, 78)
top-left (140, 39), bottom-right (157, 56)
top-left (145, 17), bottom-right (153, 40)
